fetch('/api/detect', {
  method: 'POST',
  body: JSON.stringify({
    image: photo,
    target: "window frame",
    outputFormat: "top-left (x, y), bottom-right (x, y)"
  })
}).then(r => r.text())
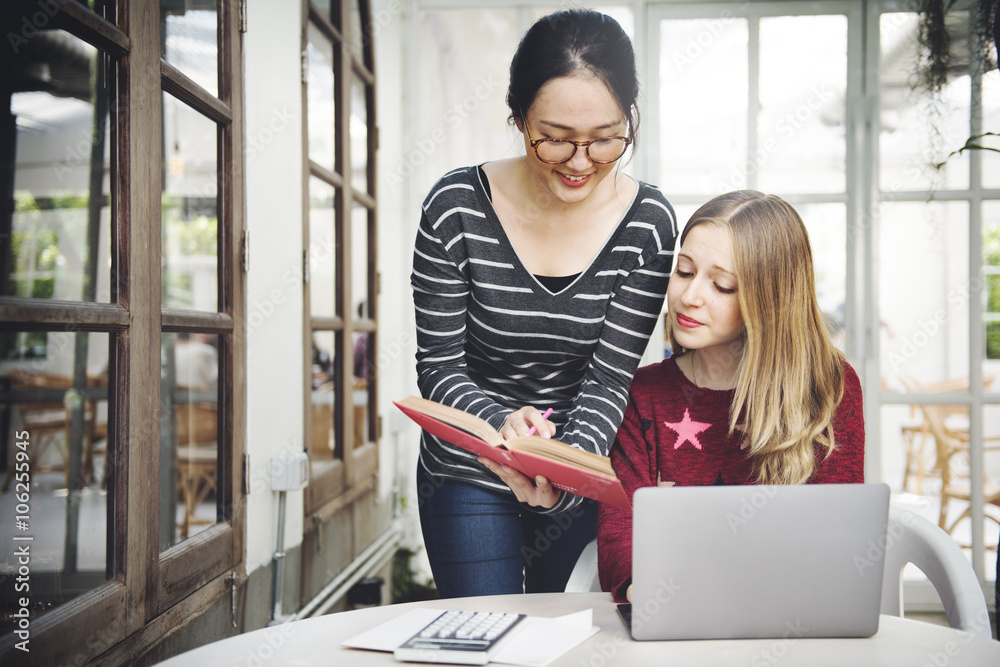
top-left (0, 1), bottom-right (246, 661)
top-left (868, 0), bottom-right (999, 584)
top-left (302, 0), bottom-right (379, 516)
top-left (641, 0), bottom-right (996, 597)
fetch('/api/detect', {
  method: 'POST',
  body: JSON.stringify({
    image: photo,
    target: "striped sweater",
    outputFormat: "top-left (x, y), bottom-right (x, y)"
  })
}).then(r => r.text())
top-left (412, 166), bottom-right (678, 514)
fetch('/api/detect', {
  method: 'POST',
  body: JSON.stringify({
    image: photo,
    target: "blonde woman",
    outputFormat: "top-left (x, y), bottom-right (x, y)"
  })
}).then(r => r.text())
top-left (597, 190), bottom-right (864, 603)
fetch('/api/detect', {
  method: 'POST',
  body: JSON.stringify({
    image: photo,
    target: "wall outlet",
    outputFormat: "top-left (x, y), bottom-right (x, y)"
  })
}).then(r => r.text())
top-left (270, 452), bottom-right (309, 491)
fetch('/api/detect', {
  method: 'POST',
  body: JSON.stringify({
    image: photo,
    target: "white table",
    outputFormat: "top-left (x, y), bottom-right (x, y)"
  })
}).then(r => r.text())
top-left (157, 592), bottom-right (1000, 666)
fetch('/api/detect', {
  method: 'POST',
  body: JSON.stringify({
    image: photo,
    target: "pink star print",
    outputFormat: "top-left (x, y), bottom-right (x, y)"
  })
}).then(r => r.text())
top-left (664, 409), bottom-right (712, 451)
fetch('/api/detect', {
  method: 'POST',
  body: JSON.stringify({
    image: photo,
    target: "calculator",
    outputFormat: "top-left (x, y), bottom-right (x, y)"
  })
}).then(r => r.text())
top-left (393, 610), bottom-right (526, 665)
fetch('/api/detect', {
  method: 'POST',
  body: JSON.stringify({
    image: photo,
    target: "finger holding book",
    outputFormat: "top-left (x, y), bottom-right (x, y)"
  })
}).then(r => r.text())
top-left (478, 456), bottom-right (560, 509)
top-left (501, 406), bottom-right (555, 439)
top-left (394, 396), bottom-right (631, 509)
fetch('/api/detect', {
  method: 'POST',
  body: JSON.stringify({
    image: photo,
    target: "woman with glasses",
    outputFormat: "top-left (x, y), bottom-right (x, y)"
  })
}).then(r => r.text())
top-left (411, 9), bottom-right (678, 598)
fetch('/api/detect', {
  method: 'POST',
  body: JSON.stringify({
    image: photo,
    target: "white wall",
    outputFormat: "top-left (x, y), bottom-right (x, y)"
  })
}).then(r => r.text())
top-left (242, 0), bottom-right (423, 575)
top-left (374, 0), bottom-right (424, 550)
top-left (243, 1), bottom-right (307, 572)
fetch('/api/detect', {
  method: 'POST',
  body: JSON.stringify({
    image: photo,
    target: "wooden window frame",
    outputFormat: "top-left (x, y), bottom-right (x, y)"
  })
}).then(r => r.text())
top-left (302, 0), bottom-right (379, 515)
top-left (0, 1), bottom-right (246, 662)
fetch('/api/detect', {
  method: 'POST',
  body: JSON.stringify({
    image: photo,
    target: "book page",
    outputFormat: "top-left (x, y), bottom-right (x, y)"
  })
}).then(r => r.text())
top-left (395, 396), bottom-right (503, 446)
top-left (506, 438), bottom-right (614, 476)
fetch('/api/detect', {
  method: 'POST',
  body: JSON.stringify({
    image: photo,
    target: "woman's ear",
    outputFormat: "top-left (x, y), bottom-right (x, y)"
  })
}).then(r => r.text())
top-left (507, 93), bottom-right (525, 132)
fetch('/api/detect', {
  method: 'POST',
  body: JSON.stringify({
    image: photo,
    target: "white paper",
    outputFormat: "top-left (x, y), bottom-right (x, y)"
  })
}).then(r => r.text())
top-left (493, 609), bottom-right (598, 667)
top-left (341, 608), bottom-right (445, 652)
top-left (341, 608), bottom-right (598, 667)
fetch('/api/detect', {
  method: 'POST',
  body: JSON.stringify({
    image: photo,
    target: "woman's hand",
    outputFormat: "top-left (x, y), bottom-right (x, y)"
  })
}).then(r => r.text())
top-left (478, 457), bottom-right (561, 508)
top-left (500, 406), bottom-right (556, 439)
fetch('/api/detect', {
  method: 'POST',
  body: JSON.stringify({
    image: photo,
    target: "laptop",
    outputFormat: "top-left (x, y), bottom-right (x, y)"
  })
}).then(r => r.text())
top-left (622, 483), bottom-right (890, 641)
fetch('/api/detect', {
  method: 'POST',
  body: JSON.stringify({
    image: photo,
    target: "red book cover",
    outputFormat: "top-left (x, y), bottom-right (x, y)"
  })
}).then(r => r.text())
top-left (395, 397), bottom-right (630, 508)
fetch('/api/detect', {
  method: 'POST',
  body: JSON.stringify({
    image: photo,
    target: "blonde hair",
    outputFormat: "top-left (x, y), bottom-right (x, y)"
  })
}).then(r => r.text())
top-left (667, 190), bottom-right (845, 484)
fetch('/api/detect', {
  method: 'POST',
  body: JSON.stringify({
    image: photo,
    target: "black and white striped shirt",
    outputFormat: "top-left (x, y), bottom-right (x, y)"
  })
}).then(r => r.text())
top-left (412, 166), bottom-right (678, 513)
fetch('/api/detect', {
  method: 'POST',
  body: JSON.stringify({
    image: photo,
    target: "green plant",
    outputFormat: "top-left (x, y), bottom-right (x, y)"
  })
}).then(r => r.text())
top-left (935, 131), bottom-right (1000, 168)
top-left (391, 546), bottom-right (437, 604)
top-left (917, 0), bottom-right (999, 168)
top-left (918, 0), bottom-right (953, 97)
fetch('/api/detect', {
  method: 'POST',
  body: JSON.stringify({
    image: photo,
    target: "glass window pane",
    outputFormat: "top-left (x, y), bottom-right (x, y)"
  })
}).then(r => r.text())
top-left (352, 323), bottom-right (372, 451)
top-left (162, 94), bottom-right (219, 312)
top-left (352, 203), bottom-right (370, 312)
top-left (758, 16), bottom-right (847, 194)
top-left (879, 12), bottom-right (970, 191)
top-left (881, 400), bottom-right (999, 584)
top-left (349, 0), bottom-right (365, 62)
top-left (161, 332), bottom-right (221, 549)
top-left (0, 331), bottom-right (112, 634)
top-left (983, 69), bottom-right (1000, 190)
top-left (985, 276), bottom-right (1000, 314)
top-left (352, 204), bottom-right (371, 449)
top-left (351, 75), bottom-right (370, 194)
top-left (659, 18), bottom-right (748, 194)
top-left (984, 203), bottom-right (1000, 361)
top-left (352, 356), bottom-right (370, 450)
top-left (881, 401), bottom-right (971, 513)
top-left (982, 405), bottom-right (1000, 578)
top-left (888, 401), bottom-right (999, 564)
top-left (309, 178), bottom-right (337, 318)
top-left (8, 33), bottom-right (112, 304)
top-left (800, 203), bottom-right (847, 347)
top-left (314, 0), bottom-right (337, 27)
top-left (161, 0), bottom-right (218, 97)
top-left (311, 330), bottom-right (338, 459)
top-left (307, 23), bottom-right (336, 172)
top-left (879, 201), bottom-right (970, 389)
top-left (881, 403), bottom-right (925, 494)
top-left (414, 8), bottom-right (519, 195)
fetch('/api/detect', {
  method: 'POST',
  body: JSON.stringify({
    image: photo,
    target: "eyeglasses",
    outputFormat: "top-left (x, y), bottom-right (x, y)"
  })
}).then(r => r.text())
top-left (522, 118), bottom-right (632, 165)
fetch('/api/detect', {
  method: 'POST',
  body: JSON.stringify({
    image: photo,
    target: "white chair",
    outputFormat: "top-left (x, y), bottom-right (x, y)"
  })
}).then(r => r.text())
top-left (565, 539), bottom-right (601, 593)
top-left (880, 505), bottom-right (992, 638)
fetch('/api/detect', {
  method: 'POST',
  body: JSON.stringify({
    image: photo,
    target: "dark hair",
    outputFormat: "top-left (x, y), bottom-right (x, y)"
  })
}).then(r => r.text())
top-left (507, 10), bottom-right (640, 144)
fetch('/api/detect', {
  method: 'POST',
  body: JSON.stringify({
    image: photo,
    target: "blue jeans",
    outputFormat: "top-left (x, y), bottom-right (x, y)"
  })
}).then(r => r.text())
top-left (417, 463), bottom-right (597, 598)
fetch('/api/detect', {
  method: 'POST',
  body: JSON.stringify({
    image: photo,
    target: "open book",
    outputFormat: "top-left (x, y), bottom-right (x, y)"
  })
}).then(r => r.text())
top-left (394, 396), bottom-right (630, 508)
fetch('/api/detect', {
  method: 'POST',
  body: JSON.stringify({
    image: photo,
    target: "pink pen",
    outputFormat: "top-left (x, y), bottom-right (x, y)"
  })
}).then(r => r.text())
top-left (525, 408), bottom-right (554, 436)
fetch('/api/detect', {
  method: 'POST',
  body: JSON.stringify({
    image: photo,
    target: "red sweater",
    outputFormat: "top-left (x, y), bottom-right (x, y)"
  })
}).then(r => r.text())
top-left (597, 355), bottom-right (865, 602)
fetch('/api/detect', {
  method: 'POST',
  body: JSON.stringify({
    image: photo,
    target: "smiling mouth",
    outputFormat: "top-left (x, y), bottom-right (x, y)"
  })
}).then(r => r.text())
top-left (558, 172), bottom-right (591, 187)
top-left (676, 314), bottom-right (702, 328)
